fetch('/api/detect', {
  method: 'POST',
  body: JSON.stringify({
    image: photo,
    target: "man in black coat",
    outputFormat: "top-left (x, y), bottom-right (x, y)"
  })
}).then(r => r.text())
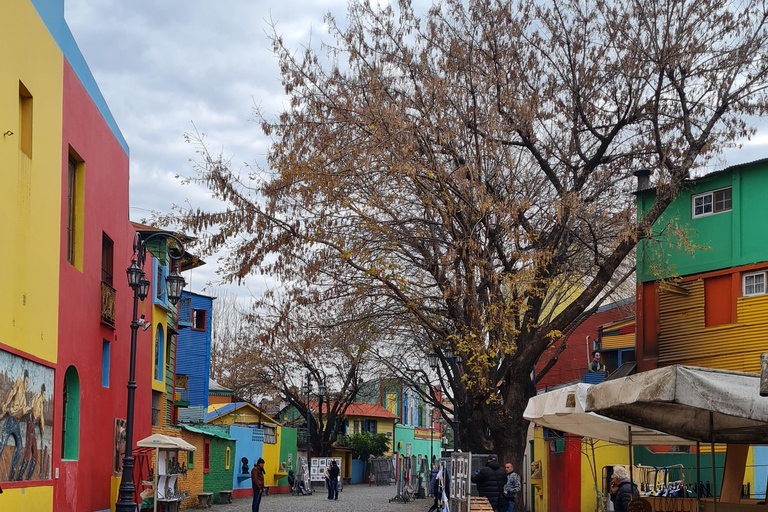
top-left (471, 455), bottom-right (507, 512)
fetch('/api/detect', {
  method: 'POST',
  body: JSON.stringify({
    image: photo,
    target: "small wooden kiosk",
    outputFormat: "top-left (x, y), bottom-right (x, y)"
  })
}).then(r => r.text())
top-left (137, 433), bottom-right (197, 512)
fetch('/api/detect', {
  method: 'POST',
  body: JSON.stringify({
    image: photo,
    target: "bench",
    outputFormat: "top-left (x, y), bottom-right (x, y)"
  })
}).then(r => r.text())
top-left (197, 492), bottom-right (213, 508)
top-left (219, 490), bottom-right (233, 504)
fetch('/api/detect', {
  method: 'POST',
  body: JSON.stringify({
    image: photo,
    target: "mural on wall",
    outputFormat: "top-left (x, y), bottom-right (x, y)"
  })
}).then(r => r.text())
top-left (0, 350), bottom-right (54, 482)
top-left (114, 418), bottom-right (127, 474)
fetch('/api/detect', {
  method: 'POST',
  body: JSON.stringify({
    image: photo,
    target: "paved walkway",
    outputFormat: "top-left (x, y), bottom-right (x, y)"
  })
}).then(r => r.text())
top-left (222, 484), bottom-right (432, 512)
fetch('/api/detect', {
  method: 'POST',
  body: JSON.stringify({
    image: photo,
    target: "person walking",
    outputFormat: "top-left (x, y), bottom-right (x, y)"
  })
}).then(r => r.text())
top-left (501, 462), bottom-right (521, 512)
top-left (471, 455), bottom-right (507, 512)
top-left (327, 460), bottom-right (340, 500)
top-left (610, 465), bottom-right (639, 512)
top-left (251, 457), bottom-right (266, 512)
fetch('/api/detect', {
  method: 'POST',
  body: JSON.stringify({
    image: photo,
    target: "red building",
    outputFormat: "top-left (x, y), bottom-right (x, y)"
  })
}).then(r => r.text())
top-left (53, 58), bottom-right (149, 511)
top-left (534, 299), bottom-right (634, 390)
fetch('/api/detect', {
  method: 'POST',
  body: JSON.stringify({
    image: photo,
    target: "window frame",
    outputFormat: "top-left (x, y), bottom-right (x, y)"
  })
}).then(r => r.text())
top-left (101, 233), bottom-right (114, 286)
top-left (263, 425), bottom-right (277, 444)
top-left (692, 187), bottom-right (732, 218)
top-left (204, 439), bottom-right (211, 473)
top-left (192, 309), bottom-right (207, 331)
top-left (743, 271), bottom-right (767, 297)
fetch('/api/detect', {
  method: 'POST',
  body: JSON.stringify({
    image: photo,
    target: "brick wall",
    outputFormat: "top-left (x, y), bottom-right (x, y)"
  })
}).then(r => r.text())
top-left (151, 426), bottom-right (205, 509)
top-left (203, 437), bottom-right (236, 503)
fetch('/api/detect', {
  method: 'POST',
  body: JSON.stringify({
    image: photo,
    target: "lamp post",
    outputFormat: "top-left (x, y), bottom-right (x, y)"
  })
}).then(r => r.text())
top-left (428, 347), bottom-right (460, 452)
top-left (302, 372), bottom-right (326, 492)
top-left (115, 232), bottom-right (186, 512)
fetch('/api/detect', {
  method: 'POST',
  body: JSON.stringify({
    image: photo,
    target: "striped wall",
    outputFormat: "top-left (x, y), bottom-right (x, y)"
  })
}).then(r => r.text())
top-left (657, 278), bottom-right (768, 371)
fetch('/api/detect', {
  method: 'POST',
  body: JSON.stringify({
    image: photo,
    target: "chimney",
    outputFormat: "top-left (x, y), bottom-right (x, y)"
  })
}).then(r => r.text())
top-left (633, 169), bottom-right (651, 191)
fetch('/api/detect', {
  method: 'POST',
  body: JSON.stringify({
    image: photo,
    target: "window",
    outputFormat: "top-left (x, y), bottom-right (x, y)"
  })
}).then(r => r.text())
top-left (187, 450), bottom-right (195, 469)
top-left (692, 187), bottom-right (732, 218)
top-left (192, 309), bottom-right (206, 331)
top-left (155, 325), bottom-right (164, 381)
top-left (66, 149), bottom-right (84, 268)
top-left (361, 420), bottom-right (377, 434)
top-left (62, 366), bottom-right (80, 460)
top-left (19, 81), bottom-right (33, 157)
top-left (354, 421), bottom-right (360, 434)
top-left (225, 447), bottom-right (231, 470)
top-left (744, 271), bottom-right (766, 296)
top-left (204, 439), bottom-right (211, 473)
top-left (264, 425), bottom-right (277, 444)
top-left (156, 264), bottom-right (164, 300)
top-left (101, 233), bottom-right (114, 286)
top-left (102, 340), bottom-right (110, 387)
top-left (67, 158), bottom-right (77, 264)
top-left (151, 391), bottom-right (161, 426)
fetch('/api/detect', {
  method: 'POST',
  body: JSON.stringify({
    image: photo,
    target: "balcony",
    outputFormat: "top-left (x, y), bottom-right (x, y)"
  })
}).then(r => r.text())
top-left (101, 281), bottom-right (116, 327)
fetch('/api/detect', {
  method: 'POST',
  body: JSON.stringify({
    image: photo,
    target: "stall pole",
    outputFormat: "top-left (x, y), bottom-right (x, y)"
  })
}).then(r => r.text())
top-left (710, 412), bottom-right (718, 512)
top-left (696, 441), bottom-right (701, 510)
top-left (154, 447), bottom-right (159, 512)
top-left (628, 426), bottom-right (634, 500)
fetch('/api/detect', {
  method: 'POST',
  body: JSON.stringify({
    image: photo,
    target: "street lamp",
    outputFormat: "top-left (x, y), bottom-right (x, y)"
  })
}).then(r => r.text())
top-left (116, 232), bottom-right (186, 512)
top-left (428, 347), bottom-right (460, 452)
top-left (303, 372), bottom-right (326, 493)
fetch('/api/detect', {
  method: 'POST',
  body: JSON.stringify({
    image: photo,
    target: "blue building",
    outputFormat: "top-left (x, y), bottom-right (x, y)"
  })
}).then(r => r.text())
top-left (176, 291), bottom-right (215, 408)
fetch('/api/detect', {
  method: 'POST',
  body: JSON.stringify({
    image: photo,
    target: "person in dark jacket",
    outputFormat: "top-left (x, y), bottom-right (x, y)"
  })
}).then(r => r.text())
top-left (327, 460), bottom-right (340, 500)
top-left (610, 465), bottom-right (639, 512)
top-left (471, 455), bottom-right (507, 512)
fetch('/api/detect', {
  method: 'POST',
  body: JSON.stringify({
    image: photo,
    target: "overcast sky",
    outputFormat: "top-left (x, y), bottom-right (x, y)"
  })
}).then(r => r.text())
top-left (64, 0), bottom-right (360, 299)
top-left (63, 0), bottom-right (768, 300)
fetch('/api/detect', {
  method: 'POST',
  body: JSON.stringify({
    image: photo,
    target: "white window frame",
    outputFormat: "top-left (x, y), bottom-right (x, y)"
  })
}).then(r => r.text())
top-left (743, 271), bottom-right (767, 297)
top-left (263, 425), bottom-right (277, 444)
top-left (692, 187), bottom-right (732, 218)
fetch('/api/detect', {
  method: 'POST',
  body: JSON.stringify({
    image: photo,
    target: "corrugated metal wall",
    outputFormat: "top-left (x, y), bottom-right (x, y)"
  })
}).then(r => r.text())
top-left (658, 279), bottom-right (768, 372)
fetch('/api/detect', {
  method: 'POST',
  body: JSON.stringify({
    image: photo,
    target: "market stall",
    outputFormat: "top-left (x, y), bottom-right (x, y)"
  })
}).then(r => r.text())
top-left (586, 365), bottom-right (768, 512)
top-left (136, 433), bottom-right (197, 512)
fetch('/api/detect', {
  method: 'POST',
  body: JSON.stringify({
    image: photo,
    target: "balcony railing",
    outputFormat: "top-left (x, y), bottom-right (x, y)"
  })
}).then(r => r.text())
top-left (101, 281), bottom-right (116, 327)
top-left (174, 388), bottom-right (189, 403)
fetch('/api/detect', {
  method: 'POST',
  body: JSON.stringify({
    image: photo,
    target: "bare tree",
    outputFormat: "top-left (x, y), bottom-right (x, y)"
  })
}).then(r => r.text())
top-left (175, 0), bottom-right (768, 470)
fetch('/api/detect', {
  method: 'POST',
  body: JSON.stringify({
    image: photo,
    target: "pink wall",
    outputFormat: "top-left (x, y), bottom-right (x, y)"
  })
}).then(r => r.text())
top-left (54, 60), bottom-right (151, 512)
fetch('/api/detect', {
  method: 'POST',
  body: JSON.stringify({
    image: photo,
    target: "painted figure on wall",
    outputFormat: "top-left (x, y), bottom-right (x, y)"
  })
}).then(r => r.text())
top-left (0, 351), bottom-right (54, 482)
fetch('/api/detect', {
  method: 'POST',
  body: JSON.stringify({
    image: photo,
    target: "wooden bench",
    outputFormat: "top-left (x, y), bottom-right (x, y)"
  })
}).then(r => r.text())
top-left (197, 492), bottom-right (213, 508)
top-left (219, 490), bottom-right (233, 504)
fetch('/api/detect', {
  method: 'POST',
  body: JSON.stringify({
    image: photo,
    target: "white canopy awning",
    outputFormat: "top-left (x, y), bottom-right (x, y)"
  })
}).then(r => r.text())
top-left (585, 365), bottom-right (768, 444)
top-left (524, 382), bottom-right (694, 445)
top-left (136, 433), bottom-right (197, 451)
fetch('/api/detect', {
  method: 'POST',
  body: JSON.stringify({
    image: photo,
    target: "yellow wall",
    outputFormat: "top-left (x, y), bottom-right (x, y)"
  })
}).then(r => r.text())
top-left (0, 0), bottom-right (64, 364)
top-left (658, 280), bottom-right (768, 371)
top-left (1, 486), bottom-right (53, 512)
top-left (579, 440), bottom-right (630, 512)
top-left (262, 434), bottom-right (282, 486)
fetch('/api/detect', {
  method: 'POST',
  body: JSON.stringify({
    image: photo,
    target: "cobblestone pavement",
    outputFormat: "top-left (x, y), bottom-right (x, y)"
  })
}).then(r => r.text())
top-left (223, 484), bottom-right (432, 512)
